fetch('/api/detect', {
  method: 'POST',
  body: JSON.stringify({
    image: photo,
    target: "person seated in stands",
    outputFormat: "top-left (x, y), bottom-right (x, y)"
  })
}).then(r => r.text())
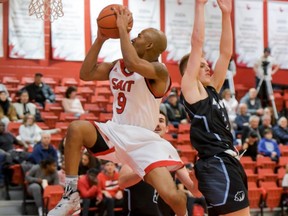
top-left (163, 92), bottom-right (188, 128)
top-left (21, 73), bottom-right (55, 108)
top-left (18, 114), bottom-right (60, 148)
top-left (98, 160), bottom-right (124, 216)
top-left (78, 168), bottom-right (103, 216)
top-left (273, 116), bottom-right (288, 145)
top-left (0, 121), bottom-right (27, 184)
top-left (0, 90), bottom-right (18, 128)
top-left (264, 106), bottom-right (277, 126)
top-left (78, 151), bottom-right (100, 176)
top-left (241, 115), bottom-right (261, 145)
top-left (259, 114), bottom-right (273, 138)
top-left (241, 131), bottom-right (259, 161)
top-left (258, 128), bottom-right (280, 162)
top-left (234, 103), bottom-right (250, 136)
top-left (27, 132), bottom-right (58, 165)
top-left (221, 88), bottom-right (238, 123)
top-left (0, 84), bottom-right (10, 100)
top-left (62, 86), bottom-right (85, 117)
top-left (25, 157), bottom-right (59, 216)
top-left (13, 90), bottom-right (37, 121)
top-left (240, 88), bottom-right (263, 116)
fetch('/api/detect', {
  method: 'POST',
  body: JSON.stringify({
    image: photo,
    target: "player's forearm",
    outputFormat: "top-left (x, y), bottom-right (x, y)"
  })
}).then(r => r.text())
top-left (219, 13), bottom-right (233, 59)
top-left (176, 167), bottom-right (194, 194)
top-left (191, 2), bottom-right (205, 52)
top-left (118, 28), bottom-right (141, 72)
top-left (118, 172), bottom-right (141, 189)
top-left (80, 39), bottom-right (105, 81)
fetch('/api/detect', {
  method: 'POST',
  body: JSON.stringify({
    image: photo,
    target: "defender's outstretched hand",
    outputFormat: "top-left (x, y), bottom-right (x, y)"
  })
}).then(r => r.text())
top-left (217, 0), bottom-right (232, 14)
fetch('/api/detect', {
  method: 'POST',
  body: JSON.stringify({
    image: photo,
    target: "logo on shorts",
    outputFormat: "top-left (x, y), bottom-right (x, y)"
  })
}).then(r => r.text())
top-left (234, 191), bottom-right (245, 202)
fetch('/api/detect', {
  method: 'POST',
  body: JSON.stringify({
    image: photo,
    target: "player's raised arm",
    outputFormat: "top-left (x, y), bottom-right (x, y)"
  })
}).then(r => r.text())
top-left (80, 29), bottom-right (115, 81)
top-left (115, 8), bottom-right (169, 83)
top-left (210, 0), bottom-right (233, 92)
top-left (181, 0), bottom-right (207, 105)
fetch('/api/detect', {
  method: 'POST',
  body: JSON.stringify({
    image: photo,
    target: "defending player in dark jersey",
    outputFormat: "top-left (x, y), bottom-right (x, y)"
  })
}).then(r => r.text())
top-left (179, 0), bottom-right (249, 216)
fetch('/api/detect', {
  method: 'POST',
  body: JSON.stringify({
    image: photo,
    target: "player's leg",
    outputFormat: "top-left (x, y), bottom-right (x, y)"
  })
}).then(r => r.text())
top-left (64, 120), bottom-right (97, 175)
top-left (144, 167), bottom-right (187, 216)
top-left (48, 120), bottom-right (98, 216)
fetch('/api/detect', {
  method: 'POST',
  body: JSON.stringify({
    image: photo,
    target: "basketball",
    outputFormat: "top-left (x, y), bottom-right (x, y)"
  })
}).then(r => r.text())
top-left (97, 4), bottom-right (133, 39)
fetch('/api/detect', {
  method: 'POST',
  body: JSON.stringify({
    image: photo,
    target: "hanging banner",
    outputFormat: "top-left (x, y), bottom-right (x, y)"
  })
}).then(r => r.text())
top-left (51, 0), bottom-right (85, 61)
top-left (0, 4), bottom-right (3, 57)
top-left (90, 0), bottom-right (123, 62)
top-left (235, 0), bottom-right (263, 67)
top-left (165, 0), bottom-right (194, 64)
top-left (204, 0), bottom-right (222, 65)
top-left (9, 0), bottom-right (44, 59)
top-left (268, 1), bottom-right (288, 69)
top-left (129, 0), bottom-right (160, 39)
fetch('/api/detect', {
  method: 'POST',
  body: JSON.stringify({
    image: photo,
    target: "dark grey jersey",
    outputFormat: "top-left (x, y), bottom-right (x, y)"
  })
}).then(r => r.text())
top-left (182, 86), bottom-right (234, 158)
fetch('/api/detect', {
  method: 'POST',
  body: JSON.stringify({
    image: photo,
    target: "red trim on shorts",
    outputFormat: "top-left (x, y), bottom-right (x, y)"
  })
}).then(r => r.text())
top-left (144, 160), bottom-right (184, 174)
top-left (93, 147), bottom-right (115, 157)
top-left (120, 60), bottom-right (134, 77)
top-left (144, 77), bottom-right (171, 99)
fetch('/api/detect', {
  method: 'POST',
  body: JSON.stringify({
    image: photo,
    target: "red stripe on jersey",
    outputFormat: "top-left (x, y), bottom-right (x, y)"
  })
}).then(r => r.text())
top-left (120, 60), bottom-right (134, 77)
top-left (144, 77), bottom-right (171, 99)
top-left (144, 160), bottom-right (184, 174)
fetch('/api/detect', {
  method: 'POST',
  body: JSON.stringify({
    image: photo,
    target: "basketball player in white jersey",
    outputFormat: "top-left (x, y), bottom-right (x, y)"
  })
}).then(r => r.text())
top-left (48, 6), bottom-right (193, 216)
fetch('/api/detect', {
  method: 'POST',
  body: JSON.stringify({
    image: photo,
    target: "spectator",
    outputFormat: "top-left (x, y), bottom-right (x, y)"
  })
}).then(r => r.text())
top-left (62, 86), bottom-right (85, 117)
top-left (273, 117), bottom-right (288, 145)
top-left (21, 73), bottom-right (55, 108)
top-left (241, 115), bottom-right (261, 144)
top-left (240, 88), bottom-right (263, 116)
top-left (163, 92), bottom-right (188, 127)
top-left (264, 107), bottom-right (277, 126)
top-left (25, 157), bottom-right (59, 216)
top-left (258, 128), bottom-right (280, 162)
top-left (27, 132), bottom-right (58, 165)
top-left (0, 90), bottom-right (18, 126)
top-left (234, 103), bottom-right (250, 135)
top-left (0, 84), bottom-right (10, 100)
top-left (0, 121), bottom-right (27, 183)
top-left (221, 88), bottom-right (238, 122)
top-left (98, 160), bottom-right (123, 216)
top-left (259, 114), bottom-right (273, 138)
top-left (241, 131), bottom-right (259, 161)
top-left (18, 114), bottom-right (60, 148)
top-left (282, 164), bottom-right (288, 188)
top-left (58, 160), bottom-right (66, 188)
top-left (13, 90), bottom-right (37, 121)
top-left (253, 47), bottom-right (279, 107)
top-left (78, 151), bottom-right (100, 176)
top-left (78, 168), bottom-right (103, 216)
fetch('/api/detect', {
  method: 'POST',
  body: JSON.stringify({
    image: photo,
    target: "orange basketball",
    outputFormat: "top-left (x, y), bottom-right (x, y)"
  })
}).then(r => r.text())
top-left (97, 4), bottom-right (133, 39)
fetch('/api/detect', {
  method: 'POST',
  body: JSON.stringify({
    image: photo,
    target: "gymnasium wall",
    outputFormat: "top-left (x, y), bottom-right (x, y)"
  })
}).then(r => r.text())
top-left (0, 0), bottom-right (287, 88)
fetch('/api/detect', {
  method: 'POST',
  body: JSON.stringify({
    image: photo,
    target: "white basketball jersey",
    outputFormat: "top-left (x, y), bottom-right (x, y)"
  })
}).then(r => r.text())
top-left (109, 60), bottom-right (169, 131)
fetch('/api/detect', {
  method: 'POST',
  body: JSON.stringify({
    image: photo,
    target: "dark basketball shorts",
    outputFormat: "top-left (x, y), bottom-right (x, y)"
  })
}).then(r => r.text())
top-left (194, 153), bottom-right (249, 216)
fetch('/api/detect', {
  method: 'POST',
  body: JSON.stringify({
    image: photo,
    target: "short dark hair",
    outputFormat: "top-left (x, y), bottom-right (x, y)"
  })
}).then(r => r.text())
top-left (249, 131), bottom-right (258, 138)
top-left (65, 86), bottom-right (77, 98)
top-left (35, 73), bottom-right (43, 77)
top-left (160, 110), bottom-right (168, 126)
top-left (264, 47), bottom-right (271, 53)
top-left (178, 54), bottom-right (190, 77)
top-left (87, 168), bottom-right (100, 176)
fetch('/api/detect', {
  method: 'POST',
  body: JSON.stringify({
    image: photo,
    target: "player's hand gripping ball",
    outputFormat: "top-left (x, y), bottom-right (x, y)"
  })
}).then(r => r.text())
top-left (97, 4), bottom-right (133, 39)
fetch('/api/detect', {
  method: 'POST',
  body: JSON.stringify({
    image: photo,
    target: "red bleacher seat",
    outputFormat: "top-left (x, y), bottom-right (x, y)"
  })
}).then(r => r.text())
top-left (256, 157), bottom-right (277, 169)
top-left (61, 78), bottom-right (78, 86)
top-left (178, 123), bottom-right (190, 134)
